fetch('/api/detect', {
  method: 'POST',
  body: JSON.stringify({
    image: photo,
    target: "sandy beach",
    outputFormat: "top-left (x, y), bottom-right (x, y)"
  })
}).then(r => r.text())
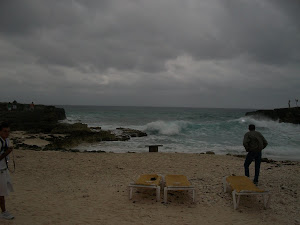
top-left (1, 0), bottom-right (300, 224)
top-left (1, 148), bottom-right (299, 225)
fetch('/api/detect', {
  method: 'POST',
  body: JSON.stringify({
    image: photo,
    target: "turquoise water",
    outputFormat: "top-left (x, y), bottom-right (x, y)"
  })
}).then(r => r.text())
top-left (61, 106), bottom-right (300, 160)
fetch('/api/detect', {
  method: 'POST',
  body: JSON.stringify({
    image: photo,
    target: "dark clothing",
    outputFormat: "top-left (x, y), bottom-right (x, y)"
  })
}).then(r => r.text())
top-left (243, 131), bottom-right (268, 152)
top-left (243, 130), bottom-right (268, 182)
top-left (244, 151), bottom-right (262, 182)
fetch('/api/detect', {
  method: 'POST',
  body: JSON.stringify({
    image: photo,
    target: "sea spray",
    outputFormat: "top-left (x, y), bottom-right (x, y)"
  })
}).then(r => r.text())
top-left (145, 120), bottom-right (190, 135)
top-left (62, 105), bottom-right (300, 160)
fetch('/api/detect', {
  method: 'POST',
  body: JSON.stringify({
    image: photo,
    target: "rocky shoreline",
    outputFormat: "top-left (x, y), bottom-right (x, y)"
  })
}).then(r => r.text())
top-left (0, 102), bottom-right (147, 152)
top-left (2, 102), bottom-right (298, 163)
top-left (10, 126), bottom-right (147, 152)
top-left (245, 107), bottom-right (300, 124)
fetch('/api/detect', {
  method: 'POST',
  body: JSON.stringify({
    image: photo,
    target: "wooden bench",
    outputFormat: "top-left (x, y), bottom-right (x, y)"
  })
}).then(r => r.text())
top-left (145, 145), bottom-right (163, 152)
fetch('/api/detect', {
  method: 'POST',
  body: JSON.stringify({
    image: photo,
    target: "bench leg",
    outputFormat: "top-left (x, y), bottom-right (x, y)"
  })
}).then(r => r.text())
top-left (237, 195), bottom-right (241, 208)
top-left (164, 187), bottom-right (168, 203)
top-left (129, 187), bottom-right (133, 200)
top-left (192, 189), bottom-right (195, 202)
top-left (156, 186), bottom-right (161, 202)
top-left (232, 191), bottom-right (237, 210)
top-left (266, 194), bottom-right (271, 208)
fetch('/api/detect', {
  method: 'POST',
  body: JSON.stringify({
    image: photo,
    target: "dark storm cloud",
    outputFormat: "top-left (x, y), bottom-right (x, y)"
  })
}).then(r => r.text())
top-left (0, 1), bottom-right (81, 34)
top-left (0, 0), bottom-right (299, 108)
top-left (216, 0), bottom-right (300, 65)
top-left (270, 0), bottom-right (300, 28)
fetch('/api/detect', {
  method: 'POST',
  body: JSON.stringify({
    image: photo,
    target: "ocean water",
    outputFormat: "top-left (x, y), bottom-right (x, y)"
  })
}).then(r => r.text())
top-left (60, 106), bottom-right (300, 160)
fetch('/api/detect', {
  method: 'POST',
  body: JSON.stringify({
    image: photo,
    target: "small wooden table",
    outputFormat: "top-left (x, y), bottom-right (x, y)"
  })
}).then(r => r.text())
top-left (145, 145), bottom-right (163, 152)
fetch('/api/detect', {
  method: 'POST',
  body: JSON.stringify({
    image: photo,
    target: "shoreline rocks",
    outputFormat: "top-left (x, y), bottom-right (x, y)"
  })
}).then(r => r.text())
top-left (116, 127), bottom-right (147, 137)
top-left (1, 102), bottom-right (147, 151)
top-left (0, 102), bottom-right (66, 132)
top-left (245, 107), bottom-right (300, 124)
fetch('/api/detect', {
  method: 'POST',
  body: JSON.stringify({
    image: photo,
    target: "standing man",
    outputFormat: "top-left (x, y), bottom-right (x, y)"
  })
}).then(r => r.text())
top-left (29, 102), bottom-right (35, 111)
top-left (0, 122), bottom-right (14, 220)
top-left (243, 124), bottom-right (268, 185)
top-left (7, 102), bottom-right (12, 111)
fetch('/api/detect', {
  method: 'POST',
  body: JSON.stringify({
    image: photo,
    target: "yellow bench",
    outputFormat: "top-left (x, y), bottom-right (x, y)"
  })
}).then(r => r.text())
top-left (164, 175), bottom-right (195, 203)
top-left (129, 174), bottom-right (162, 201)
top-left (223, 176), bottom-right (271, 209)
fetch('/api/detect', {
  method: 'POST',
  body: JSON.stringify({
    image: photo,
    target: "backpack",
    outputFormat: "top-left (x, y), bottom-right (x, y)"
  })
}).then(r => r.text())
top-left (0, 139), bottom-right (9, 169)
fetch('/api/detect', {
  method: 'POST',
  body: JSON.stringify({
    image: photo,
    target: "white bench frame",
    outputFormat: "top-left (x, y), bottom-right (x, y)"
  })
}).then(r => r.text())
top-left (164, 185), bottom-right (195, 203)
top-left (223, 176), bottom-right (271, 210)
top-left (129, 183), bottom-right (161, 202)
top-left (163, 175), bottom-right (195, 203)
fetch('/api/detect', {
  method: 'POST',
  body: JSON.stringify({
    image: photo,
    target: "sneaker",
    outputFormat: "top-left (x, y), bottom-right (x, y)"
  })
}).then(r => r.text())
top-left (1, 211), bottom-right (14, 220)
top-left (253, 181), bottom-right (258, 186)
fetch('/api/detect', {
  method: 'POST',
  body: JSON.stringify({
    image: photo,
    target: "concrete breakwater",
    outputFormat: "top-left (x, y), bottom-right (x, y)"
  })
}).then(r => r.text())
top-left (245, 107), bottom-right (300, 124)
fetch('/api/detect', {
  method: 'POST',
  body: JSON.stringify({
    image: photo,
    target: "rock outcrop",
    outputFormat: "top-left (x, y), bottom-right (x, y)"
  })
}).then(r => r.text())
top-left (44, 129), bottom-right (119, 150)
top-left (245, 107), bottom-right (300, 124)
top-left (116, 127), bottom-right (147, 137)
top-left (1, 102), bottom-right (148, 151)
top-left (0, 102), bottom-right (66, 132)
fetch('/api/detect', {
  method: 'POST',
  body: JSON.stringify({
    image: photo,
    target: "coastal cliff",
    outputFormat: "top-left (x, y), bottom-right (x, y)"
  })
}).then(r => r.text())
top-left (0, 102), bottom-right (66, 132)
top-left (245, 107), bottom-right (300, 124)
top-left (0, 102), bottom-right (147, 151)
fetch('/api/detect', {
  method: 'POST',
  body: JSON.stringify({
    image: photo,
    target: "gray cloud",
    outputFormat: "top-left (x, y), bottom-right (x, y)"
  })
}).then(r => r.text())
top-left (0, 0), bottom-right (299, 108)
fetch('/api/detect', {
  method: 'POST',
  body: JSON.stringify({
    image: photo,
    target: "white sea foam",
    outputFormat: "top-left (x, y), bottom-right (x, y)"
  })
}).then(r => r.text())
top-left (144, 120), bottom-right (190, 135)
top-left (63, 106), bottom-right (300, 160)
top-left (60, 117), bottom-right (82, 124)
top-left (239, 116), bottom-right (300, 134)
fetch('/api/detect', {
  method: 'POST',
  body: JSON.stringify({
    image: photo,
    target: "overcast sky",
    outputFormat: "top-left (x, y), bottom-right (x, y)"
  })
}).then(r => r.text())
top-left (0, 0), bottom-right (299, 109)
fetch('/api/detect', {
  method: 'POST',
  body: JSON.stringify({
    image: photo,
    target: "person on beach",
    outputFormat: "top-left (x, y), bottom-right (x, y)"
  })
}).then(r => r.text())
top-left (0, 122), bottom-right (14, 220)
top-left (12, 101), bottom-right (17, 111)
top-left (30, 102), bottom-right (35, 111)
top-left (7, 102), bottom-right (12, 111)
top-left (243, 124), bottom-right (268, 185)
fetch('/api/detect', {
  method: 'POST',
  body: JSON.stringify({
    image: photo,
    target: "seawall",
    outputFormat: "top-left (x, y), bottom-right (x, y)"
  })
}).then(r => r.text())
top-left (245, 107), bottom-right (300, 124)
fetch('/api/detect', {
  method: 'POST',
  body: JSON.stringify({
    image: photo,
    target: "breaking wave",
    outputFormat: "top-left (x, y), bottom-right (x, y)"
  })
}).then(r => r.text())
top-left (63, 105), bottom-right (300, 160)
top-left (144, 120), bottom-right (191, 135)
